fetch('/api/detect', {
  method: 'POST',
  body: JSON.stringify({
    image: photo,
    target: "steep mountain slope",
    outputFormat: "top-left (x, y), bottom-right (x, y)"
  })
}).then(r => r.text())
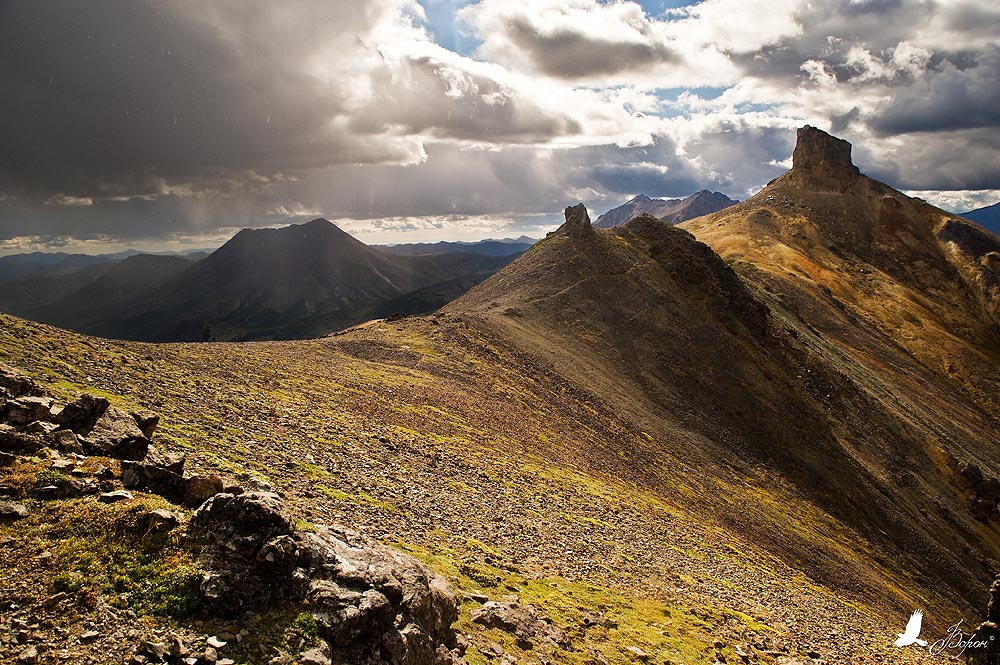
top-left (961, 201), bottom-right (1000, 235)
top-left (684, 126), bottom-right (1000, 418)
top-left (446, 128), bottom-right (1000, 645)
top-left (379, 239), bottom-right (534, 257)
top-left (594, 190), bottom-right (736, 228)
top-left (66, 219), bottom-right (511, 341)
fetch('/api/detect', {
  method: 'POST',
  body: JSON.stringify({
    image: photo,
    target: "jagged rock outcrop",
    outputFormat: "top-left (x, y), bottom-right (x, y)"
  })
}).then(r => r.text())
top-left (788, 125), bottom-right (860, 189)
top-left (190, 491), bottom-right (466, 664)
top-left (561, 204), bottom-right (594, 239)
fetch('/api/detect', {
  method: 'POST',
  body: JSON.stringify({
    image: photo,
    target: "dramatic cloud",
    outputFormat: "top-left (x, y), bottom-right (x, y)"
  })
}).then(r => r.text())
top-left (0, 0), bottom-right (998, 252)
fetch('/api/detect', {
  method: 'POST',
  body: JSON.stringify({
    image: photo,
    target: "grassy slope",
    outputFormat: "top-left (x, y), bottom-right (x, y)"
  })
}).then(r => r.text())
top-left (0, 311), bottom-right (945, 664)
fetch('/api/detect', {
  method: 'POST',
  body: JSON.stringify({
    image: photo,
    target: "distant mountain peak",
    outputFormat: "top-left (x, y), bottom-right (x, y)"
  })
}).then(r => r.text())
top-left (791, 125), bottom-right (860, 183)
top-left (594, 189), bottom-right (737, 228)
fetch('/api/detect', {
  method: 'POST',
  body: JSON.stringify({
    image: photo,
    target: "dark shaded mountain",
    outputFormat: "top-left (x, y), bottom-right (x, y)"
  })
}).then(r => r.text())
top-left (31, 254), bottom-right (199, 331)
top-left (593, 189), bottom-right (737, 228)
top-left (448, 126), bottom-right (1000, 636)
top-left (29, 219), bottom-right (513, 341)
top-left (379, 239), bottom-right (534, 257)
top-left (960, 201), bottom-right (1000, 235)
top-left (0, 261), bottom-right (119, 314)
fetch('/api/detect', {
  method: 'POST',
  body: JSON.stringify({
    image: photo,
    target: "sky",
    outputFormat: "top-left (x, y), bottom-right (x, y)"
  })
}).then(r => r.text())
top-left (1, 0), bottom-right (999, 254)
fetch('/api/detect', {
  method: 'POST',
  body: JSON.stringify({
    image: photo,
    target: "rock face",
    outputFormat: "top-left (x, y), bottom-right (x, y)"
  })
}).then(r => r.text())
top-left (470, 601), bottom-right (569, 650)
top-left (790, 125), bottom-right (860, 187)
top-left (969, 577), bottom-right (1000, 664)
top-left (561, 204), bottom-right (594, 240)
top-left (82, 406), bottom-right (150, 459)
top-left (53, 394), bottom-right (110, 433)
top-left (0, 362), bottom-right (48, 398)
top-left (190, 492), bottom-right (465, 664)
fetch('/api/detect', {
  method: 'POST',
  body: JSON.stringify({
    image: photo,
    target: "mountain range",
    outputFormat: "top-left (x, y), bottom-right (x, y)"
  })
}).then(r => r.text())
top-left (0, 222), bottom-right (519, 341)
top-left (593, 189), bottom-right (738, 228)
top-left (961, 201), bottom-right (1000, 235)
top-left (378, 238), bottom-right (534, 257)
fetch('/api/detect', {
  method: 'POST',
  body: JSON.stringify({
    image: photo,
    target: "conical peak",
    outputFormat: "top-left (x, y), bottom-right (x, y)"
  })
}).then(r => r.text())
top-left (562, 203), bottom-right (594, 239)
top-left (791, 126), bottom-right (860, 180)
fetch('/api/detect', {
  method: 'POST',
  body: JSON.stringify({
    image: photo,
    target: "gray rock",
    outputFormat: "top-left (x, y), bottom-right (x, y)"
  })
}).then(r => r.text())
top-left (189, 492), bottom-right (463, 664)
top-left (131, 410), bottom-right (160, 438)
top-left (52, 459), bottom-right (75, 472)
top-left (145, 445), bottom-right (186, 474)
top-left (0, 362), bottom-right (47, 398)
top-left (184, 474), bottom-right (224, 508)
top-left (0, 501), bottom-right (29, 519)
top-left (121, 460), bottom-right (186, 503)
top-left (136, 509), bottom-right (180, 534)
top-left (98, 490), bottom-right (134, 503)
top-left (50, 429), bottom-right (83, 454)
top-left (17, 645), bottom-right (39, 664)
top-left (24, 420), bottom-right (58, 434)
top-left (33, 477), bottom-right (100, 500)
top-left (470, 601), bottom-right (568, 650)
top-left (137, 639), bottom-right (168, 662)
top-left (1, 396), bottom-right (54, 427)
top-left (0, 451), bottom-right (14, 467)
top-left (83, 406), bottom-right (150, 460)
top-left (562, 203), bottom-right (594, 239)
top-left (0, 423), bottom-right (45, 454)
top-left (53, 394), bottom-right (109, 434)
top-left (298, 647), bottom-right (331, 665)
top-left (625, 646), bottom-right (649, 661)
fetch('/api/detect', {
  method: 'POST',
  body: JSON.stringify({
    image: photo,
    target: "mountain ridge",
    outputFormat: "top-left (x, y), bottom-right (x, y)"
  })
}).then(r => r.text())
top-left (593, 189), bottom-right (737, 228)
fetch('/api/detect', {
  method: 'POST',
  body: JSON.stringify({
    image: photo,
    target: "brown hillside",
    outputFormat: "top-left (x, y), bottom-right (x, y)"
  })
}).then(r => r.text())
top-left (447, 129), bottom-right (1000, 645)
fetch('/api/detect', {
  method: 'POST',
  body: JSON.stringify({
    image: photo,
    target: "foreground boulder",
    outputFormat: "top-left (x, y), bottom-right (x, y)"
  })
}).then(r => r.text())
top-left (189, 492), bottom-right (465, 664)
top-left (80, 406), bottom-right (150, 459)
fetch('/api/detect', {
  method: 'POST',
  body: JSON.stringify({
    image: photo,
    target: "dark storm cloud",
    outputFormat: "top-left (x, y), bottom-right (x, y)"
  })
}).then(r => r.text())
top-left (862, 128), bottom-right (1000, 191)
top-left (0, 1), bottom-right (394, 202)
top-left (869, 47), bottom-right (1000, 135)
top-left (500, 16), bottom-right (679, 79)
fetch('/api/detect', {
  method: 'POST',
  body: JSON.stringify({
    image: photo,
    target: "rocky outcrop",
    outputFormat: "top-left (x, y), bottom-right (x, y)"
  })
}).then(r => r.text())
top-left (0, 360), bottom-right (467, 664)
top-left (470, 601), bottom-right (569, 650)
top-left (0, 375), bottom-right (154, 462)
top-left (790, 125), bottom-right (860, 188)
top-left (0, 362), bottom-right (48, 399)
top-left (190, 491), bottom-right (466, 664)
top-left (561, 204), bottom-right (594, 240)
